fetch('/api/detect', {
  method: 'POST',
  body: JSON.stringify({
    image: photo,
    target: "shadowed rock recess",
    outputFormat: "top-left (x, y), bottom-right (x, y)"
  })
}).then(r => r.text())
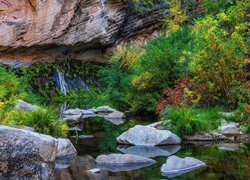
top-left (0, 0), bottom-right (165, 66)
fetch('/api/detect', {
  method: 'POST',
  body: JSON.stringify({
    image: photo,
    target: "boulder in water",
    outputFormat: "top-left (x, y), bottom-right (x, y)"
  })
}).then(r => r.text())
top-left (63, 108), bottom-right (94, 116)
top-left (92, 106), bottom-right (116, 114)
top-left (161, 156), bottom-right (206, 178)
top-left (117, 125), bottom-right (181, 146)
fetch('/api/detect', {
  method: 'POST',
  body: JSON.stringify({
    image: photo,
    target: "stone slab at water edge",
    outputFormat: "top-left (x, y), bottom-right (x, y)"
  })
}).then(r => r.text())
top-left (161, 156), bottom-right (206, 178)
top-left (95, 154), bottom-right (156, 172)
top-left (0, 126), bottom-right (76, 179)
top-left (116, 125), bottom-right (181, 145)
top-left (62, 106), bottom-right (125, 125)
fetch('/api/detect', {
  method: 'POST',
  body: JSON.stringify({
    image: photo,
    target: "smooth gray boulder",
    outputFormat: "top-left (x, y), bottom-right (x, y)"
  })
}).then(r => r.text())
top-left (63, 108), bottom-right (94, 116)
top-left (96, 154), bottom-right (156, 172)
top-left (117, 125), bottom-right (181, 146)
top-left (15, 99), bottom-right (40, 111)
top-left (56, 138), bottom-right (77, 158)
top-left (161, 156), bottom-right (206, 178)
top-left (117, 145), bottom-right (181, 158)
top-left (218, 120), bottom-right (240, 135)
top-left (92, 106), bottom-right (116, 114)
top-left (62, 106), bottom-right (125, 125)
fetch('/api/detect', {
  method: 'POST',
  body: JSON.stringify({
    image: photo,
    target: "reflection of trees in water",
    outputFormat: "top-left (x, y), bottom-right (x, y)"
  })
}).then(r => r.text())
top-left (98, 119), bottom-right (141, 153)
top-left (177, 144), bottom-right (250, 180)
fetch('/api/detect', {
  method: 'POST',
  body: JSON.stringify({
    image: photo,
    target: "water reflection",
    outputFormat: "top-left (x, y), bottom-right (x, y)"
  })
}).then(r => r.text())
top-left (117, 145), bottom-right (181, 158)
top-left (62, 116), bottom-right (250, 180)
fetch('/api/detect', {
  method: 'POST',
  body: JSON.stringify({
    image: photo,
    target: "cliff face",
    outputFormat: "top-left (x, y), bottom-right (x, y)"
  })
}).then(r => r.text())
top-left (0, 0), bottom-right (164, 66)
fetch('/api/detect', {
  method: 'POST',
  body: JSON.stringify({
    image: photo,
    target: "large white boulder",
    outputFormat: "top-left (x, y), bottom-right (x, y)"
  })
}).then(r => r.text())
top-left (161, 156), bottom-right (206, 178)
top-left (116, 125), bottom-right (181, 146)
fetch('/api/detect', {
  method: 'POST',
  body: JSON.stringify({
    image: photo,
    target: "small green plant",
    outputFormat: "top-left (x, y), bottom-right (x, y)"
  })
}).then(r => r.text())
top-left (162, 106), bottom-right (221, 137)
top-left (3, 108), bottom-right (68, 138)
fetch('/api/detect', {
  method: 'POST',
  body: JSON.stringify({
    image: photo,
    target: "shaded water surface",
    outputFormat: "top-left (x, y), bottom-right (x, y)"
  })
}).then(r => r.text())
top-left (55, 116), bottom-right (250, 180)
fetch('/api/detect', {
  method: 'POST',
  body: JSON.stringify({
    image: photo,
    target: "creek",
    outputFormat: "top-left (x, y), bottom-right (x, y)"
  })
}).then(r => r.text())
top-left (54, 108), bottom-right (250, 180)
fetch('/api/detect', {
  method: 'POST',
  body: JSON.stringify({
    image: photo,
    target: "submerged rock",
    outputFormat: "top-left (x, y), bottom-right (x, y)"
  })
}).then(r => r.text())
top-left (95, 154), bottom-right (156, 172)
top-left (117, 125), bottom-right (181, 146)
top-left (71, 135), bottom-right (94, 139)
top-left (15, 99), bottom-right (40, 111)
top-left (117, 145), bottom-right (181, 158)
top-left (161, 156), bottom-right (206, 178)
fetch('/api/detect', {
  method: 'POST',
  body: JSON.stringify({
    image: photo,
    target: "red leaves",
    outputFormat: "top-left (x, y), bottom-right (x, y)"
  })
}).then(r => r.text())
top-left (156, 76), bottom-right (191, 114)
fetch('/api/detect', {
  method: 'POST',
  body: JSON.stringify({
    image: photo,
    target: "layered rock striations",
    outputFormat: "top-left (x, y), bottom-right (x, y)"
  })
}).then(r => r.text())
top-left (0, 0), bottom-right (165, 66)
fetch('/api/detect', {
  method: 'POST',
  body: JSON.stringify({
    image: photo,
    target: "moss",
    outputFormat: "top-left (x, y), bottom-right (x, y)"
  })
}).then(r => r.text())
top-left (18, 60), bottom-right (103, 98)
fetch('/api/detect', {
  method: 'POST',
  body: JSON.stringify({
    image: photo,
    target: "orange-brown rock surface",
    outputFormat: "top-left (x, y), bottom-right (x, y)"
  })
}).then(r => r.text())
top-left (0, 0), bottom-right (164, 66)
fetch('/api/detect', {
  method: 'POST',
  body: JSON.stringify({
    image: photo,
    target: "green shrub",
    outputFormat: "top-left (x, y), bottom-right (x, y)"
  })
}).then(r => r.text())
top-left (128, 26), bottom-right (194, 111)
top-left (99, 48), bottom-right (136, 110)
top-left (186, 3), bottom-right (248, 106)
top-left (162, 106), bottom-right (221, 137)
top-left (3, 108), bottom-right (68, 138)
top-left (202, 0), bottom-right (236, 14)
top-left (0, 66), bottom-right (28, 109)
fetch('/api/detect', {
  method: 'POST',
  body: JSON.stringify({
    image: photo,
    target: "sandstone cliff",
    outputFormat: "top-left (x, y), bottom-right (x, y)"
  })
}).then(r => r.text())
top-left (0, 0), bottom-right (165, 66)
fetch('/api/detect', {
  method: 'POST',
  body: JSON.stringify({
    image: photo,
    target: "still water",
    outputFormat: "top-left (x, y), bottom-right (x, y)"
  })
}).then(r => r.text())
top-left (54, 116), bottom-right (250, 180)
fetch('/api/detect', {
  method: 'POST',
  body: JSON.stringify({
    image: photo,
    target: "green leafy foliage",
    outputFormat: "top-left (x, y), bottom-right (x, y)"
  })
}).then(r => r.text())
top-left (2, 108), bottom-right (68, 138)
top-left (186, 3), bottom-right (249, 106)
top-left (128, 27), bottom-right (194, 111)
top-left (162, 106), bottom-right (221, 137)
